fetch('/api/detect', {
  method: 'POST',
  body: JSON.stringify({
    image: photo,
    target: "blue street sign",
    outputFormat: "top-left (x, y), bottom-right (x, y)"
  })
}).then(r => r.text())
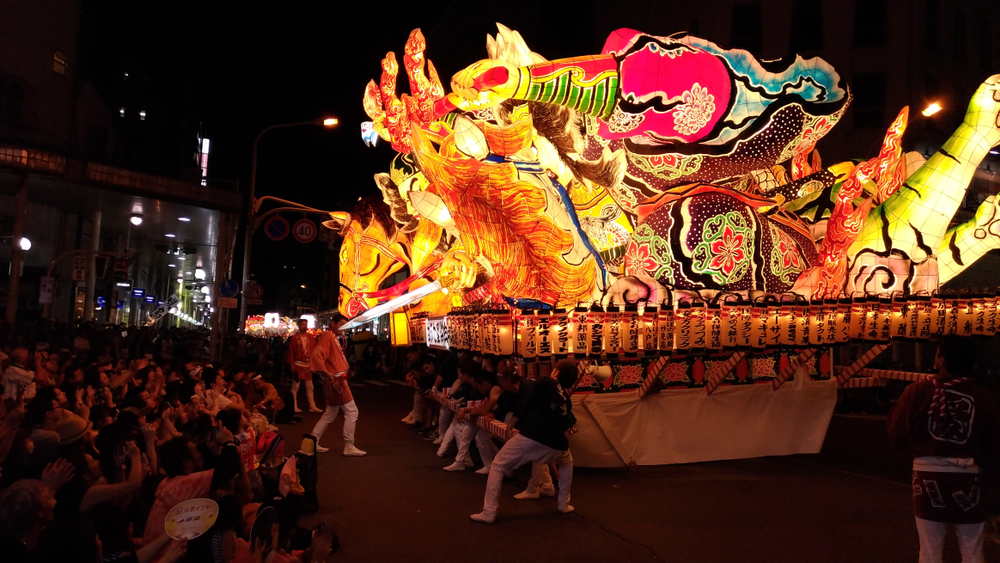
top-left (157, 301), bottom-right (165, 306)
top-left (219, 279), bottom-right (239, 298)
top-left (145, 295), bottom-right (156, 304)
top-left (132, 288), bottom-right (145, 299)
top-left (116, 300), bottom-right (124, 309)
top-left (97, 296), bottom-right (107, 308)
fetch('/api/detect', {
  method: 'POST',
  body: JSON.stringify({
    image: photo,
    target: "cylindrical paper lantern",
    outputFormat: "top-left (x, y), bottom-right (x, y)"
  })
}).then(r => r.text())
top-left (849, 297), bottom-right (866, 340)
top-left (675, 300), bottom-right (693, 351)
top-left (796, 298), bottom-right (811, 346)
top-left (572, 306), bottom-right (588, 358)
top-left (551, 309), bottom-right (570, 356)
top-left (971, 295), bottom-right (987, 336)
top-left (985, 292), bottom-right (998, 336)
top-left (878, 295), bottom-right (893, 342)
top-left (778, 299), bottom-right (796, 346)
top-left (706, 301), bottom-right (723, 350)
top-left (641, 305), bottom-right (658, 354)
top-left (916, 295), bottom-right (932, 339)
top-left (588, 305), bottom-right (606, 358)
top-left (931, 295), bottom-right (947, 335)
top-left (837, 297), bottom-right (853, 343)
top-left (750, 298), bottom-right (767, 348)
top-left (956, 297), bottom-right (974, 336)
top-left (690, 300), bottom-right (707, 349)
top-left (824, 298), bottom-right (839, 345)
top-left (809, 299), bottom-right (826, 346)
top-left (623, 303), bottom-right (640, 355)
top-left (720, 296), bottom-right (739, 349)
top-left (605, 306), bottom-right (621, 355)
top-left (765, 298), bottom-right (781, 347)
top-left (657, 302), bottom-right (674, 353)
top-left (517, 311), bottom-right (537, 358)
top-left (497, 312), bottom-right (514, 355)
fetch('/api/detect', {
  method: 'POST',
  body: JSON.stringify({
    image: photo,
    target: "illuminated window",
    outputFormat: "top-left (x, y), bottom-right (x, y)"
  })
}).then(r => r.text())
top-left (851, 72), bottom-right (887, 128)
top-left (789, 0), bottom-right (823, 52)
top-left (730, 3), bottom-right (762, 54)
top-left (953, 10), bottom-right (967, 60)
top-left (925, 0), bottom-right (940, 50)
top-left (853, 0), bottom-right (888, 48)
top-left (53, 51), bottom-right (67, 75)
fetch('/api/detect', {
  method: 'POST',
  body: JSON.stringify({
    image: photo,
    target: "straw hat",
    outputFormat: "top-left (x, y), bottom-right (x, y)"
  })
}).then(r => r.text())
top-left (57, 412), bottom-right (94, 446)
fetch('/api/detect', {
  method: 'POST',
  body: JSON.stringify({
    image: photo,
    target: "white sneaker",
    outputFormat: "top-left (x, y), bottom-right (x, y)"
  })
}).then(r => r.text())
top-left (558, 505), bottom-right (575, 514)
top-left (432, 436), bottom-right (443, 445)
top-left (469, 512), bottom-right (495, 524)
top-left (443, 460), bottom-right (465, 472)
top-left (343, 444), bottom-right (367, 457)
top-left (475, 466), bottom-right (491, 475)
top-left (315, 445), bottom-right (330, 453)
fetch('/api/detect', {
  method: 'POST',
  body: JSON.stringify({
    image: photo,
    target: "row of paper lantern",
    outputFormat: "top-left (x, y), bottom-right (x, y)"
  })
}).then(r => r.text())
top-left (407, 293), bottom-right (1000, 355)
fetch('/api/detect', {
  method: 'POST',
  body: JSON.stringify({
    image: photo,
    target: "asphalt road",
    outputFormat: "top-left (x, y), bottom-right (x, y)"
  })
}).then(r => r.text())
top-left (278, 381), bottom-right (997, 563)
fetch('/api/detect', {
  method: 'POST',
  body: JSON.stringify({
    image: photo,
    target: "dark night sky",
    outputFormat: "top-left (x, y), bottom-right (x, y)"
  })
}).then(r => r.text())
top-left (78, 0), bottom-right (598, 312)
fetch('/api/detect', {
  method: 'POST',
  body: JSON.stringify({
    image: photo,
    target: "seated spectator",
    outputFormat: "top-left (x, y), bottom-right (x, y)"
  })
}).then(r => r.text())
top-left (0, 479), bottom-right (55, 561)
top-left (143, 432), bottom-right (239, 544)
top-left (3, 347), bottom-right (35, 400)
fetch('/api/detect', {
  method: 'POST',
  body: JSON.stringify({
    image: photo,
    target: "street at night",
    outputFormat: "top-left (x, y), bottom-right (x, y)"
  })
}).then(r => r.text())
top-left (283, 381), bottom-right (995, 563)
top-left (3, 1), bottom-right (1000, 562)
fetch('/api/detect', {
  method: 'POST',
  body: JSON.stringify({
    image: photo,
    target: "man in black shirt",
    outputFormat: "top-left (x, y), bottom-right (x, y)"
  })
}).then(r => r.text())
top-left (471, 361), bottom-right (578, 524)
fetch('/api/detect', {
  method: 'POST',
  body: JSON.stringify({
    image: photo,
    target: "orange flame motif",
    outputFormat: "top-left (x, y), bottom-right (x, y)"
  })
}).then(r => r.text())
top-left (363, 29), bottom-right (446, 153)
top-left (807, 107), bottom-right (909, 297)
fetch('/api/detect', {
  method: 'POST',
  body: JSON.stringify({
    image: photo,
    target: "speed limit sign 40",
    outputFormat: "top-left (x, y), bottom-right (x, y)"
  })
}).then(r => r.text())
top-left (292, 219), bottom-right (317, 243)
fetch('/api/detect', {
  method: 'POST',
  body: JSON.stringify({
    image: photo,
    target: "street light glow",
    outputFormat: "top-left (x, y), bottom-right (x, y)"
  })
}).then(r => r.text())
top-left (130, 214), bottom-right (143, 226)
top-left (323, 118), bottom-right (338, 127)
top-left (922, 102), bottom-right (942, 117)
top-left (165, 233), bottom-right (175, 238)
top-left (19, 237), bottom-right (31, 251)
top-left (178, 217), bottom-right (190, 222)
top-left (195, 268), bottom-right (206, 280)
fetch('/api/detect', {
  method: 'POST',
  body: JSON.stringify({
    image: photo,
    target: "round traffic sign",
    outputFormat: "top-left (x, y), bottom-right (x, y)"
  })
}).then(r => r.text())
top-left (245, 281), bottom-right (263, 300)
top-left (219, 279), bottom-right (240, 298)
top-left (293, 219), bottom-right (317, 243)
top-left (264, 217), bottom-right (289, 241)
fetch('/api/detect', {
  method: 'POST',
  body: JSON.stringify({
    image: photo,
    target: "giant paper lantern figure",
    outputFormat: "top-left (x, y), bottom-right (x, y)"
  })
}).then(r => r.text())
top-left (351, 25), bottom-right (1000, 328)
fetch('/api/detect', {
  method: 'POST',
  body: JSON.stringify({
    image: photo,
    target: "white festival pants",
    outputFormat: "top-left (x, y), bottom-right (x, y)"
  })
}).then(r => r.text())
top-left (290, 379), bottom-right (316, 410)
top-left (454, 420), bottom-right (497, 467)
top-left (482, 434), bottom-right (573, 518)
top-left (311, 400), bottom-right (359, 445)
top-left (914, 518), bottom-right (985, 563)
top-left (438, 417), bottom-right (460, 455)
top-left (438, 403), bottom-right (454, 432)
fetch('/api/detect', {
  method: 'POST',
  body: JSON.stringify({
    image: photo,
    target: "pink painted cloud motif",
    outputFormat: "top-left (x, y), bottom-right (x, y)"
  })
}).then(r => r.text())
top-left (709, 225), bottom-right (746, 276)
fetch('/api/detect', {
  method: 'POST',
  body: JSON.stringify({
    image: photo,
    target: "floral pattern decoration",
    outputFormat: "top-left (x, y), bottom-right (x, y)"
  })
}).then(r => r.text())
top-left (692, 212), bottom-right (752, 285)
top-left (624, 224), bottom-right (675, 285)
top-left (673, 83), bottom-right (716, 137)
top-left (769, 224), bottom-right (805, 284)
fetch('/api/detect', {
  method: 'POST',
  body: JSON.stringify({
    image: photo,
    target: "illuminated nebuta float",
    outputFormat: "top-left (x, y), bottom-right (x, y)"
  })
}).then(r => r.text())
top-left (326, 25), bottom-right (1000, 467)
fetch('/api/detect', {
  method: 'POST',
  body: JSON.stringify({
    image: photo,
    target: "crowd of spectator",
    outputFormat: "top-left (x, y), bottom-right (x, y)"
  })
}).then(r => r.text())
top-left (0, 319), bottom-right (337, 562)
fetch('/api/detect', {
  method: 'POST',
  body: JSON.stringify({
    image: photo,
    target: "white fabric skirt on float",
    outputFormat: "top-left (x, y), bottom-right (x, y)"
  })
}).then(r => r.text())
top-left (569, 378), bottom-right (837, 467)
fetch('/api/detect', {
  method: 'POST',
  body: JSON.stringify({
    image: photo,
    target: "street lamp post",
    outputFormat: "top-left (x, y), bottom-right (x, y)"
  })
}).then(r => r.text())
top-left (239, 118), bottom-right (338, 333)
